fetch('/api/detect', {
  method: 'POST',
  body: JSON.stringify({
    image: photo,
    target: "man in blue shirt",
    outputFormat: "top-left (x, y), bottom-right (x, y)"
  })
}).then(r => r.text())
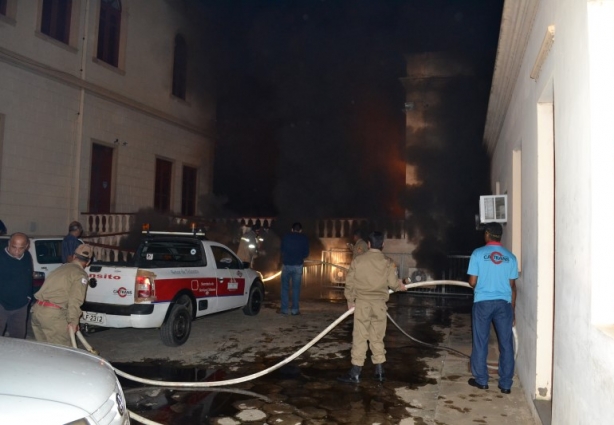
top-left (279, 222), bottom-right (309, 315)
top-left (467, 222), bottom-right (518, 394)
top-left (62, 221), bottom-right (83, 263)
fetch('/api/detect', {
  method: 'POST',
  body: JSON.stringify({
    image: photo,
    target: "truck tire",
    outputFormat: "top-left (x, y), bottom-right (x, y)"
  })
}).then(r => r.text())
top-left (160, 296), bottom-right (192, 346)
top-left (243, 283), bottom-right (263, 316)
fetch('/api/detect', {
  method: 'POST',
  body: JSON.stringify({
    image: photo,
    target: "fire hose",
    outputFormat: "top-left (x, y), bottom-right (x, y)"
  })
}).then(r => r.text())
top-left (70, 265), bottom-right (518, 424)
top-left (71, 283), bottom-right (517, 386)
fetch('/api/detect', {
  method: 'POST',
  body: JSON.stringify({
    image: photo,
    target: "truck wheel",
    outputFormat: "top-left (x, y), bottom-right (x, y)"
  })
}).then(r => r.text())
top-left (160, 298), bottom-right (192, 346)
top-left (243, 284), bottom-right (263, 316)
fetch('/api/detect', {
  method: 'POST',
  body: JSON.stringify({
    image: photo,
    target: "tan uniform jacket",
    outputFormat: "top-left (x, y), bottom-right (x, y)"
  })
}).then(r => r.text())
top-left (352, 238), bottom-right (369, 259)
top-left (35, 262), bottom-right (89, 325)
top-left (236, 230), bottom-right (260, 263)
top-left (345, 249), bottom-right (399, 303)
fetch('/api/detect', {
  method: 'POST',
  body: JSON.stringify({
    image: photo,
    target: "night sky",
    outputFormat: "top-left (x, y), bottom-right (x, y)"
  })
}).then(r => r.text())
top-left (198, 0), bottom-right (503, 255)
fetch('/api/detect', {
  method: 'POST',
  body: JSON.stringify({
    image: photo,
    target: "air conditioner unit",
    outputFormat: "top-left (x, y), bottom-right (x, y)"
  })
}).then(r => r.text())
top-left (479, 195), bottom-right (507, 223)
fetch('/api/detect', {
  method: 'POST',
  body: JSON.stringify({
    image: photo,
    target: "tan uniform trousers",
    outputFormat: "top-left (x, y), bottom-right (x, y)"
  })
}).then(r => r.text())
top-left (31, 303), bottom-right (71, 347)
top-left (351, 298), bottom-right (388, 366)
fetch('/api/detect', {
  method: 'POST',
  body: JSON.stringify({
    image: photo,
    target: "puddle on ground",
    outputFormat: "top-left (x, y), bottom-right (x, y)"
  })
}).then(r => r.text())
top-left (117, 294), bottom-right (472, 424)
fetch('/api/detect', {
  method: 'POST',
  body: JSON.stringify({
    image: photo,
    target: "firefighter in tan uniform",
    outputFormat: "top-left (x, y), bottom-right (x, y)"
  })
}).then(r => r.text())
top-left (338, 231), bottom-right (407, 383)
top-left (350, 229), bottom-right (369, 259)
top-left (31, 244), bottom-right (93, 347)
top-left (236, 223), bottom-right (262, 267)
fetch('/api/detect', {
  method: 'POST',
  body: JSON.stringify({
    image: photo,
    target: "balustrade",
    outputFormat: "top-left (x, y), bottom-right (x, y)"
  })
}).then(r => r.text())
top-left (81, 213), bottom-right (135, 234)
top-left (80, 213), bottom-right (406, 239)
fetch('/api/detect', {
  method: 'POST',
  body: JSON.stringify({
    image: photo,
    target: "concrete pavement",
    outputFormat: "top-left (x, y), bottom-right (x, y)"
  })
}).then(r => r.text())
top-left (40, 297), bottom-right (540, 424)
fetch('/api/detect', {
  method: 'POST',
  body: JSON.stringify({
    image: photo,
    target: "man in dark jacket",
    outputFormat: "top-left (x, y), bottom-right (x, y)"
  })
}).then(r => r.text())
top-left (0, 233), bottom-right (33, 338)
top-left (279, 222), bottom-right (309, 315)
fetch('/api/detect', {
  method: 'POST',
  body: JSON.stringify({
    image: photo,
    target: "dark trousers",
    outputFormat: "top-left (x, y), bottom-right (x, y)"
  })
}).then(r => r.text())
top-left (0, 303), bottom-right (29, 338)
top-left (470, 299), bottom-right (515, 389)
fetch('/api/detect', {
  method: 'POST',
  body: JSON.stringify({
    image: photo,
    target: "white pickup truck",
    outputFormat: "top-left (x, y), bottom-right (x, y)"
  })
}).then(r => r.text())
top-left (81, 232), bottom-right (265, 346)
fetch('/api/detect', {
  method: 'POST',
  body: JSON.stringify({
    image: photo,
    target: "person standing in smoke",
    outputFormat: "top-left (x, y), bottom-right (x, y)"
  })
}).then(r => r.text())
top-left (236, 223), bottom-right (262, 268)
top-left (252, 223), bottom-right (281, 276)
top-left (349, 229), bottom-right (369, 259)
top-left (338, 231), bottom-right (407, 383)
top-left (279, 222), bottom-right (309, 315)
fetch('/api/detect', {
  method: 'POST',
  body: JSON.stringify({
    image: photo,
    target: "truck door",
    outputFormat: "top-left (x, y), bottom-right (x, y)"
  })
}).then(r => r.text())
top-left (137, 240), bottom-right (218, 316)
top-left (210, 245), bottom-right (247, 311)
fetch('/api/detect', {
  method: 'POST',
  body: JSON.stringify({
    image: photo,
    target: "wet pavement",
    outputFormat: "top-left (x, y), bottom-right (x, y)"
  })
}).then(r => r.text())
top-left (33, 291), bottom-right (539, 424)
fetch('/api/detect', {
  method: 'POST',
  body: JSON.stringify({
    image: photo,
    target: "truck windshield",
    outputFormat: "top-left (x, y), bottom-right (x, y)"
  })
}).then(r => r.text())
top-left (135, 240), bottom-right (205, 268)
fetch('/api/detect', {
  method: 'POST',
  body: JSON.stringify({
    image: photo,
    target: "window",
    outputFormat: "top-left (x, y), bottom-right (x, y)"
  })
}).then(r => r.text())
top-left (41, 0), bottom-right (72, 44)
top-left (181, 165), bottom-right (197, 216)
top-left (135, 240), bottom-right (205, 268)
top-left (211, 246), bottom-right (242, 270)
top-left (172, 35), bottom-right (188, 99)
top-left (154, 158), bottom-right (173, 212)
top-left (97, 0), bottom-right (121, 67)
top-left (34, 240), bottom-right (63, 265)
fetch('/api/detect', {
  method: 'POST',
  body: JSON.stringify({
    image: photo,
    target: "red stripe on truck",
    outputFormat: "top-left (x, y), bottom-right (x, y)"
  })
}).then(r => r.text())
top-left (151, 277), bottom-right (246, 301)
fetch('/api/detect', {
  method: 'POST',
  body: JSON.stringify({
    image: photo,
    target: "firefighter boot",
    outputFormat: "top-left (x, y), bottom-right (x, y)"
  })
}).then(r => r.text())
top-left (374, 363), bottom-right (385, 382)
top-left (337, 365), bottom-right (362, 384)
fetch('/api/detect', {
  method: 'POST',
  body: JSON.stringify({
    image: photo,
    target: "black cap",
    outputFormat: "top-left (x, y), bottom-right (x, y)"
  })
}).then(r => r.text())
top-left (485, 222), bottom-right (503, 237)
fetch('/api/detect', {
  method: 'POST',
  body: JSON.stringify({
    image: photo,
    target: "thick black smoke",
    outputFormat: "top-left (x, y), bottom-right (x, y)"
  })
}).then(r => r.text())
top-left (403, 77), bottom-right (491, 272)
top-left (199, 0), bottom-right (503, 261)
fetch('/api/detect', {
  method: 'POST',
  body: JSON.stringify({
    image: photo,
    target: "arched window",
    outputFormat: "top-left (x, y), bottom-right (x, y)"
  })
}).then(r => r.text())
top-left (97, 0), bottom-right (121, 67)
top-left (172, 34), bottom-right (188, 99)
top-left (41, 0), bottom-right (72, 44)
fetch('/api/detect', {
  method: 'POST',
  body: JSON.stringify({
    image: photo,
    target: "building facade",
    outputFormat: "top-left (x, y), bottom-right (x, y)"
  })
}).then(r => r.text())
top-left (0, 0), bottom-right (215, 235)
top-left (484, 0), bottom-right (614, 423)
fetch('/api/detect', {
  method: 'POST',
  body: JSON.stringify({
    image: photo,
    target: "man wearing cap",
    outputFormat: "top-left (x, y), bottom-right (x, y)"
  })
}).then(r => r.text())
top-left (31, 244), bottom-right (94, 346)
top-left (61, 221), bottom-right (83, 263)
top-left (467, 222), bottom-right (518, 394)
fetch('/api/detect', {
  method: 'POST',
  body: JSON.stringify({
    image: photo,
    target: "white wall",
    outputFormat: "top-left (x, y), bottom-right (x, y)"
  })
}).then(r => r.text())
top-left (0, 61), bottom-right (80, 234)
top-left (489, 0), bottom-right (614, 422)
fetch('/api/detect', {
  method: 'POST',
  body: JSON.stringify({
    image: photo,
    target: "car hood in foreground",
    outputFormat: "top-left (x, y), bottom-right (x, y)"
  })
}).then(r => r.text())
top-left (0, 338), bottom-right (120, 423)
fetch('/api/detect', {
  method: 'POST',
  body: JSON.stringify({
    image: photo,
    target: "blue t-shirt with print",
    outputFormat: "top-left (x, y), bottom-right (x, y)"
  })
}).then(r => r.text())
top-left (467, 242), bottom-right (518, 303)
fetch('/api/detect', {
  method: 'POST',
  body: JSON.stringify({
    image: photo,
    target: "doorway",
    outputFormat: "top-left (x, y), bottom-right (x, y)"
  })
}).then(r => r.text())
top-left (89, 143), bottom-right (114, 213)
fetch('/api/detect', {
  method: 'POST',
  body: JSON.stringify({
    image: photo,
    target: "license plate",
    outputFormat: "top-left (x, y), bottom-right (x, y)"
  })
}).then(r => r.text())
top-left (83, 312), bottom-right (106, 325)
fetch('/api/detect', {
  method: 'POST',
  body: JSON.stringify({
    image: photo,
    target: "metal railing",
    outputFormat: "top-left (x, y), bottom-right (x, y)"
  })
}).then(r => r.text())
top-left (309, 250), bottom-right (472, 297)
top-left (79, 213), bottom-right (408, 240)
